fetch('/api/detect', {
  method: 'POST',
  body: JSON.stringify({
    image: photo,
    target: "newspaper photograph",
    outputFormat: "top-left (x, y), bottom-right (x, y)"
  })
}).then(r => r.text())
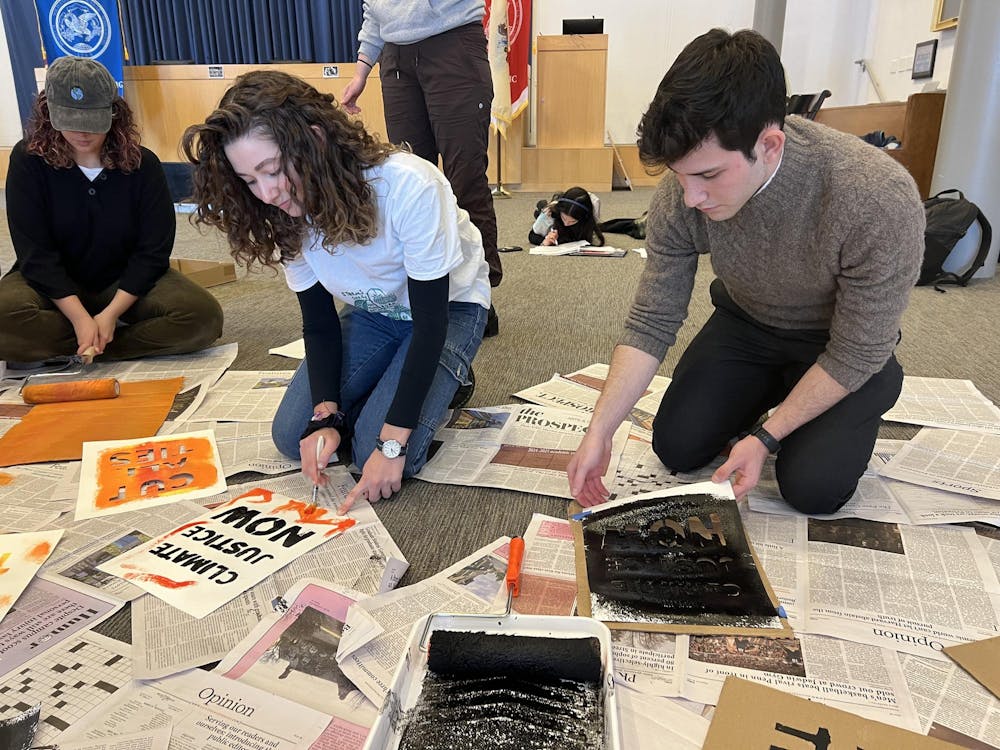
top-left (878, 427), bottom-right (1000, 500)
top-left (215, 578), bottom-right (376, 750)
top-left (338, 537), bottom-right (517, 705)
top-left (901, 653), bottom-right (1000, 747)
top-left (130, 501), bottom-right (407, 679)
top-left (517, 513), bottom-right (578, 615)
top-left (191, 370), bottom-right (293, 422)
top-left (60, 669), bottom-right (332, 750)
top-left (0, 630), bottom-right (132, 747)
top-left (883, 376), bottom-right (1000, 435)
top-left (419, 404), bottom-right (630, 498)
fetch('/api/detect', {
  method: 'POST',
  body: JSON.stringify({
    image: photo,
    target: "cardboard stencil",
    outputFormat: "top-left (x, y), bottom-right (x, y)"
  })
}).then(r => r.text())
top-left (571, 482), bottom-right (790, 637)
top-left (97, 488), bottom-right (356, 618)
top-left (76, 430), bottom-right (227, 520)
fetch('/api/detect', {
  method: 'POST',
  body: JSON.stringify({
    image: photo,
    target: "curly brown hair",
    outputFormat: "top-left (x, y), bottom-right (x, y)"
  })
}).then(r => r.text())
top-left (25, 91), bottom-right (141, 172)
top-left (181, 70), bottom-right (396, 270)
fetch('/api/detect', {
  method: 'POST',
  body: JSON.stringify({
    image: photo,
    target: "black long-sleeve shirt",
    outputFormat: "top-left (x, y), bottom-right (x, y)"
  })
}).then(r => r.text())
top-left (6, 140), bottom-right (174, 299)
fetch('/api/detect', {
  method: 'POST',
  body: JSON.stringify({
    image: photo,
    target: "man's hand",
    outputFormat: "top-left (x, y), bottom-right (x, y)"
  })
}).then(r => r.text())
top-left (300, 428), bottom-right (340, 485)
top-left (568, 430), bottom-right (612, 507)
top-left (341, 74), bottom-right (367, 115)
top-left (712, 434), bottom-right (770, 498)
top-left (338, 450), bottom-right (403, 514)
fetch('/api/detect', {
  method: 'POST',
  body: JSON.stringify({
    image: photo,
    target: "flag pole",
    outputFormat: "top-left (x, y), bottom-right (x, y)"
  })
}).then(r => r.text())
top-left (491, 127), bottom-right (511, 198)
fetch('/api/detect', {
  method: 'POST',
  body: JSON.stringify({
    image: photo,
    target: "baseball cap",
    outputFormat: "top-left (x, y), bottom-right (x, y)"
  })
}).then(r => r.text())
top-left (45, 56), bottom-right (118, 134)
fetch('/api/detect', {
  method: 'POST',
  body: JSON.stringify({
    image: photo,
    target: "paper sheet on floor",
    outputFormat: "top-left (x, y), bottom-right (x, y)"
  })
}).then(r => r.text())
top-left (417, 403), bottom-right (629, 498)
top-left (98, 488), bottom-right (354, 619)
top-left (190, 370), bottom-right (293, 422)
top-left (878, 427), bottom-right (1000, 501)
top-left (617, 688), bottom-right (709, 750)
top-left (129, 497), bottom-right (406, 679)
top-left (59, 668), bottom-right (331, 750)
top-left (883, 376), bottom-right (1000, 434)
top-left (516, 513), bottom-right (579, 615)
top-left (58, 727), bottom-right (172, 750)
top-left (214, 578), bottom-right (376, 749)
top-left (268, 339), bottom-right (306, 360)
top-left (0, 529), bottom-right (63, 623)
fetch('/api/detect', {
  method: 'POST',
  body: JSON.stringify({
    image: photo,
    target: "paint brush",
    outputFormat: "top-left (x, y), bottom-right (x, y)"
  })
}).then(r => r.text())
top-left (309, 434), bottom-right (325, 511)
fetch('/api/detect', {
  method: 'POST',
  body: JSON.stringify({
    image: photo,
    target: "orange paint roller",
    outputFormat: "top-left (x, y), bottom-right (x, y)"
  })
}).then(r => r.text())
top-left (21, 378), bottom-right (121, 404)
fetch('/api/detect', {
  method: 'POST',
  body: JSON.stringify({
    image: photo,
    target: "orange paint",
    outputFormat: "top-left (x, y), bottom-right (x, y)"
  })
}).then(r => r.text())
top-left (0, 594), bottom-right (11, 608)
top-left (124, 572), bottom-right (197, 589)
top-left (271, 499), bottom-right (356, 537)
top-left (25, 542), bottom-right (51, 564)
top-left (93, 436), bottom-right (219, 512)
top-left (239, 488), bottom-right (275, 505)
top-left (0, 472), bottom-right (13, 486)
top-left (0, 552), bottom-right (9, 575)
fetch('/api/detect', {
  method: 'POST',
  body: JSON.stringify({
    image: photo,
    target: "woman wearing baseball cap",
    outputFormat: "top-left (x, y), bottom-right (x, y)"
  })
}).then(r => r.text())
top-left (0, 56), bottom-right (223, 364)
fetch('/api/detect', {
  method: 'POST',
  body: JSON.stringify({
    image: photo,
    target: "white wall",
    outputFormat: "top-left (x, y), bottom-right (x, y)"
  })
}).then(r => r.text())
top-left (0, 1), bottom-right (960, 150)
top-left (0, 10), bottom-right (24, 146)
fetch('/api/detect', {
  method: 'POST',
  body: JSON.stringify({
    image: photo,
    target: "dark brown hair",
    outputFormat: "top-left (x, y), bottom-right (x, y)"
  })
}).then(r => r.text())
top-left (25, 91), bottom-right (141, 172)
top-left (181, 70), bottom-right (395, 270)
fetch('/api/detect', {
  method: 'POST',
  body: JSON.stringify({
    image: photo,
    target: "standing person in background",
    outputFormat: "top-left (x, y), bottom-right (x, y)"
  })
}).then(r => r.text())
top-left (183, 71), bottom-right (490, 513)
top-left (529, 187), bottom-right (605, 247)
top-left (341, 0), bottom-right (501, 336)
top-left (0, 56), bottom-right (222, 364)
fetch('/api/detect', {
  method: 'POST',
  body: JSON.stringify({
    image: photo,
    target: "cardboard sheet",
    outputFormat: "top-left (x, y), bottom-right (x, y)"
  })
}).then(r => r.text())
top-left (0, 529), bottom-right (64, 623)
top-left (944, 636), bottom-right (1000, 700)
top-left (97, 487), bottom-right (356, 618)
top-left (0, 378), bottom-right (184, 466)
top-left (703, 677), bottom-right (963, 749)
top-left (76, 430), bottom-right (227, 520)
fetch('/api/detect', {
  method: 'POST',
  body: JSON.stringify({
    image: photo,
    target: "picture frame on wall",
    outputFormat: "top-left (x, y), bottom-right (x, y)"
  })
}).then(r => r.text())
top-left (931, 0), bottom-right (959, 31)
top-left (912, 39), bottom-right (938, 80)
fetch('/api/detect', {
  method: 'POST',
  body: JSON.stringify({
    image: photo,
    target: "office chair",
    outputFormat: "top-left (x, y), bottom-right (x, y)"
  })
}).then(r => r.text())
top-left (786, 90), bottom-right (831, 120)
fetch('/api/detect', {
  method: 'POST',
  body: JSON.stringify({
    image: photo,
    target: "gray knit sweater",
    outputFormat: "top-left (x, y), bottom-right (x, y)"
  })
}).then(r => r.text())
top-left (621, 117), bottom-right (925, 392)
top-left (358, 0), bottom-right (484, 63)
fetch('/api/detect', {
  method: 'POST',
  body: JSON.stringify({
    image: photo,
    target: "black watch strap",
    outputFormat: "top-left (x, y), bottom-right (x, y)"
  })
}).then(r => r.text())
top-left (752, 426), bottom-right (781, 454)
top-left (300, 411), bottom-right (348, 442)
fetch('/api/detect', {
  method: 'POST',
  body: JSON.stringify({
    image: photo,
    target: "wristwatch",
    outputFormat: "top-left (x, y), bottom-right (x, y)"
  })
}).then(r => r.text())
top-left (752, 426), bottom-right (781, 454)
top-left (376, 438), bottom-right (407, 459)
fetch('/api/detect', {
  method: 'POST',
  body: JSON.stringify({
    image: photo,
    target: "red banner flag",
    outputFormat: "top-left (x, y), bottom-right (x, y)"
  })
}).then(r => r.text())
top-left (484, 0), bottom-right (531, 132)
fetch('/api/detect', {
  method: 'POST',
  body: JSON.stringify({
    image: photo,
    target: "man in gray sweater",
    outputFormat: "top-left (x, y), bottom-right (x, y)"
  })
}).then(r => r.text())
top-left (568, 29), bottom-right (924, 513)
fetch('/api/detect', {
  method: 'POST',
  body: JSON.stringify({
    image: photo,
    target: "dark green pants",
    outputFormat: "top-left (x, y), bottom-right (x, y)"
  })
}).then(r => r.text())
top-left (0, 269), bottom-right (224, 361)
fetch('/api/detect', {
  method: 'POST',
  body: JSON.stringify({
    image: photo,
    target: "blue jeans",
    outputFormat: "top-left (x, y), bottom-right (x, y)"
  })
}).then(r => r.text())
top-left (272, 301), bottom-right (487, 477)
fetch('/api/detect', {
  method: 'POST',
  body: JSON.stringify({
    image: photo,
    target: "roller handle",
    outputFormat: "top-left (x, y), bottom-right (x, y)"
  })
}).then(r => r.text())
top-left (506, 536), bottom-right (525, 598)
top-left (22, 378), bottom-right (120, 404)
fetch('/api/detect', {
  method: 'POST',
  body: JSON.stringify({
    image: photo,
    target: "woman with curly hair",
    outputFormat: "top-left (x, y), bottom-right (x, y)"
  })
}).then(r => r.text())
top-left (182, 70), bottom-right (490, 513)
top-left (0, 56), bottom-right (222, 364)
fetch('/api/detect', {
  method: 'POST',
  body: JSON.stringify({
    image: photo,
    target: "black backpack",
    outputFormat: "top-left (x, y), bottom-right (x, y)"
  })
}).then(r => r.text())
top-left (918, 189), bottom-right (993, 289)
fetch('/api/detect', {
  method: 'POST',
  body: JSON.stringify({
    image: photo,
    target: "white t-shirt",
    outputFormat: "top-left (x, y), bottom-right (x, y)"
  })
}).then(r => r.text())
top-left (282, 152), bottom-right (491, 319)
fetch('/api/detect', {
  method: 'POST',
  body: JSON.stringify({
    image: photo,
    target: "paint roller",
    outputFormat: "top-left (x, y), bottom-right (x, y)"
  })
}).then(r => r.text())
top-left (19, 347), bottom-right (120, 404)
top-left (422, 536), bottom-right (603, 683)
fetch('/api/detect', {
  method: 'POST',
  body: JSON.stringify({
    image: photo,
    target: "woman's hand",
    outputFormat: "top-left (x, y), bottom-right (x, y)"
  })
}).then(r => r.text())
top-left (92, 309), bottom-right (119, 350)
top-left (300, 427), bottom-right (340, 485)
top-left (71, 315), bottom-right (102, 355)
top-left (338, 450), bottom-right (404, 514)
top-left (542, 229), bottom-right (559, 246)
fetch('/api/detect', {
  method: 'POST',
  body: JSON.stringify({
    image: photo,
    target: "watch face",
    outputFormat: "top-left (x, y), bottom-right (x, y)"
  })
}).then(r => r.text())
top-left (380, 439), bottom-right (402, 458)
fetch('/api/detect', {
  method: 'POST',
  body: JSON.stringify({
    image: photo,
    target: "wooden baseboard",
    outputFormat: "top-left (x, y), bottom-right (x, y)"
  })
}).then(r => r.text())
top-left (517, 146), bottom-right (613, 192)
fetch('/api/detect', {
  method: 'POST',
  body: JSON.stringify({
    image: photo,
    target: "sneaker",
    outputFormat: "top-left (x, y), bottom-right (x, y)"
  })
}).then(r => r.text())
top-left (484, 305), bottom-right (499, 338)
top-left (449, 367), bottom-right (476, 410)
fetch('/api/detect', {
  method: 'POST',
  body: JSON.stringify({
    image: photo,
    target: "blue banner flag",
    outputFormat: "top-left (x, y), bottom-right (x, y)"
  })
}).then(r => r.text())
top-left (35, 0), bottom-right (125, 95)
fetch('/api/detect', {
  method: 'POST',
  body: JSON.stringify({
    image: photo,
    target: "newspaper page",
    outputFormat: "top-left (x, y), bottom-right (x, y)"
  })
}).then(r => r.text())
top-left (799, 517), bottom-right (1000, 660)
top-left (870, 440), bottom-right (1000, 525)
top-left (60, 669), bottom-right (332, 750)
top-left (162, 420), bottom-right (302, 475)
top-left (214, 579), bottom-right (376, 750)
top-left (39, 501), bottom-right (207, 602)
top-left (131, 500), bottom-right (407, 679)
top-left (901, 653), bottom-right (1000, 746)
top-left (517, 513), bottom-right (578, 615)
top-left (0, 462), bottom-right (76, 532)
top-left (739, 510), bottom-right (808, 628)
top-left (878, 427), bottom-right (1000, 501)
top-left (338, 537), bottom-right (517, 705)
top-left (0, 630), bottom-right (132, 747)
top-left (0, 577), bottom-right (122, 678)
top-left (883, 376), bottom-right (1000, 435)
top-left (680, 632), bottom-right (921, 731)
top-left (191, 370), bottom-right (293, 422)
top-left (612, 629), bottom-right (683, 697)
top-left (59, 728), bottom-right (172, 750)
top-left (974, 523), bottom-right (1000, 576)
top-left (617, 689), bottom-right (710, 750)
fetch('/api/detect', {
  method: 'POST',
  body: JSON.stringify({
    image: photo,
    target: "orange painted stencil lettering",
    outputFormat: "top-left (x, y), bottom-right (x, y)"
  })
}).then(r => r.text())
top-left (95, 436), bottom-right (219, 511)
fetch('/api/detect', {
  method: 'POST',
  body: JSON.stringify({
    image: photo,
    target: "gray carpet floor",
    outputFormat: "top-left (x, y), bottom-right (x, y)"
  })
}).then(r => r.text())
top-left (3, 186), bottom-right (1000, 641)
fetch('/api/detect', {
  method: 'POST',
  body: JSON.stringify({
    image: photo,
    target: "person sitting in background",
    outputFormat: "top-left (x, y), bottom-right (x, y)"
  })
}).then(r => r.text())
top-left (182, 71), bottom-right (490, 514)
top-left (0, 56), bottom-right (223, 364)
top-left (529, 187), bottom-right (605, 247)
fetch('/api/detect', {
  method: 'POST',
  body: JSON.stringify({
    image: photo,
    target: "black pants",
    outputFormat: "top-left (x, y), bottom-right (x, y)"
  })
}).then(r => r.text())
top-left (380, 23), bottom-right (502, 287)
top-left (652, 280), bottom-right (903, 514)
